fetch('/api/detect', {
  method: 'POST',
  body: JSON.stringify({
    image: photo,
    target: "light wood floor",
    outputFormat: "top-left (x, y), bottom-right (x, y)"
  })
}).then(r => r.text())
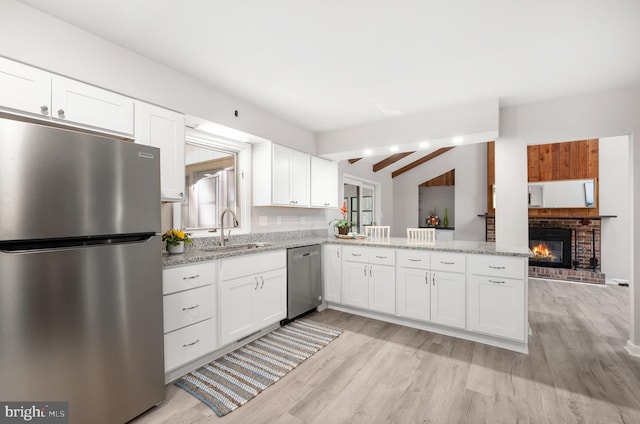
top-left (131, 279), bottom-right (640, 423)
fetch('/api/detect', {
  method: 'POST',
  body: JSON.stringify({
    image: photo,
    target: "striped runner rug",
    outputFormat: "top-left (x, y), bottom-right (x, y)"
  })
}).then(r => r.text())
top-left (175, 319), bottom-right (342, 417)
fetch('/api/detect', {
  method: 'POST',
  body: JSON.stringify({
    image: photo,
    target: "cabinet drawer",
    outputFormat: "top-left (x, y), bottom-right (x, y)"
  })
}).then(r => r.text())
top-left (397, 250), bottom-right (430, 269)
top-left (221, 250), bottom-right (286, 281)
top-left (164, 318), bottom-right (218, 372)
top-left (430, 252), bottom-right (466, 273)
top-left (469, 255), bottom-right (526, 280)
top-left (163, 261), bottom-right (216, 295)
top-left (163, 284), bottom-right (216, 333)
top-left (342, 246), bottom-right (369, 263)
top-left (368, 248), bottom-right (396, 266)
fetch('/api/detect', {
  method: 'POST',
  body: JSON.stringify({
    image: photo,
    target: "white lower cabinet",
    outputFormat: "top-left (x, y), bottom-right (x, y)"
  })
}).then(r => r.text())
top-left (396, 250), bottom-right (431, 321)
top-left (468, 254), bottom-right (527, 341)
top-left (396, 267), bottom-right (431, 321)
top-left (342, 261), bottom-right (369, 309)
top-left (468, 275), bottom-right (525, 340)
top-left (369, 264), bottom-right (396, 314)
top-left (323, 244), bottom-right (342, 303)
top-left (164, 318), bottom-right (218, 372)
top-left (162, 261), bottom-right (217, 373)
top-left (341, 246), bottom-right (395, 314)
top-left (430, 271), bottom-right (466, 329)
top-left (219, 251), bottom-right (287, 346)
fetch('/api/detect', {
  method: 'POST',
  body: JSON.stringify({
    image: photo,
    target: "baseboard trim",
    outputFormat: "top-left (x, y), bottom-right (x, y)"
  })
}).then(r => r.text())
top-left (327, 303), bottom-right (528, 354)
top-left (625, 340), bottom-right (640, 357)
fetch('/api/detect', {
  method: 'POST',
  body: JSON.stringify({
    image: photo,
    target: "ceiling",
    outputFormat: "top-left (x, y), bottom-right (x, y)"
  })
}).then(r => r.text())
top-left (18, 0), bottom-right (640, 133)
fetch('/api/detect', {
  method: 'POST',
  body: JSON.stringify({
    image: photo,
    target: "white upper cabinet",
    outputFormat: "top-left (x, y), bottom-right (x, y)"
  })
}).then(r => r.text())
top-left (135, 101), bottom-right (185, 201)
top-left (310, 156), bottom-right (338, 208)
top-left (253, 141), bottom-right (311, 207)
top-left (51, 76), bottom-right (134, 135)
top-left (0, 57), bottom-right (134, 136)
top-left (0, 57), bottom-right (51, 117)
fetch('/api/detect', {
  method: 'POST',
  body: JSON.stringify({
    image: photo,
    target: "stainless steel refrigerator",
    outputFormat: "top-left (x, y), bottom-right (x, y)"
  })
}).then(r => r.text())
top-left (0, 118), bottom-right (165, 423)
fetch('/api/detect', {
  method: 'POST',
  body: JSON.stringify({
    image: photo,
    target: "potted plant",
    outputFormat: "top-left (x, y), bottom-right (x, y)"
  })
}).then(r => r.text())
top-left (162, 228), bottom-right (192, 254)
top-left (329, 201), bottom-right (351, 235)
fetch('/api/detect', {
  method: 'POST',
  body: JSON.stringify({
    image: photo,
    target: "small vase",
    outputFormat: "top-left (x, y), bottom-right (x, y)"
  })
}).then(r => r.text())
top-left (443, 208), bottom-right (449, 228)
top-left (167, 241), bottom-right (184, 254)
top-left (337, 225), bottom-right (351, 235)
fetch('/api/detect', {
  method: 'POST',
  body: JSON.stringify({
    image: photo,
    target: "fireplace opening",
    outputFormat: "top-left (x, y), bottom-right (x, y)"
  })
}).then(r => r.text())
top-left (529, 228), bottom-right (572, 269)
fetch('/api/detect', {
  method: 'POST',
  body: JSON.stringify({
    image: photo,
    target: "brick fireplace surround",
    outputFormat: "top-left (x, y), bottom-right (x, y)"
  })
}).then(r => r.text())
top-left (485, 216), bottom-right (605, 284)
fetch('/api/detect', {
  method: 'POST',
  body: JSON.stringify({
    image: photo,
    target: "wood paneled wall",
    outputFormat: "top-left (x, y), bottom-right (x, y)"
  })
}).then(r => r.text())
top-left (486, 139), bottom-right (599, 217)
top-left (419, 169), bottom-right (455, 187)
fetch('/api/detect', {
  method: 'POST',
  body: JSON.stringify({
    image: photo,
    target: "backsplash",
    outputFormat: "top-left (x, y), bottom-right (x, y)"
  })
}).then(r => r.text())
top-left (174, 229), bottom-right (328, 253)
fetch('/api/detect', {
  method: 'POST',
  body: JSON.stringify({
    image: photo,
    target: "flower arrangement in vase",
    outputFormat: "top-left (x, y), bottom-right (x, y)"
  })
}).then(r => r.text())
top-left (329, 201), bottom-right (351, 235)
top-left (162, 228), bottom-right (192, 254)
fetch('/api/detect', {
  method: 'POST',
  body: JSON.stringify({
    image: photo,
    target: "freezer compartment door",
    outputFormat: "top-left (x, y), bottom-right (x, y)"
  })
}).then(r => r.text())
top-left (0, 117), bottom-right (160, 240)
top-left (0, 236), bottom-right (164, 424)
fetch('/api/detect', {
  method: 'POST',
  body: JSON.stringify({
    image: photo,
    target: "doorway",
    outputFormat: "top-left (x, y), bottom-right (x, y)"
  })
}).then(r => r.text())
top-left (344, 177), bottom-right (377, 234)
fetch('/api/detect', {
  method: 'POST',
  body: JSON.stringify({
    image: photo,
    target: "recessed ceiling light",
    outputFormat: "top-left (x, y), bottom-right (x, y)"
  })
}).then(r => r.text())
top-left (363, 149), bottom-right (373, 156)
top-left (419, 141), bottom-right (429, 148)
top-left (389, 145), bottom-right (399, 152)
top-left (452, 136), bottom-right (464, 144)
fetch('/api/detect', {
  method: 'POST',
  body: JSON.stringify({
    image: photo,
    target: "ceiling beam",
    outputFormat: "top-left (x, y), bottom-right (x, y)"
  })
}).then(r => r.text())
top-left (372, 152), bottom-right (415, 172)
top-left (391, 147), bottom-right (455, 178)
top-left (348, 158), bottom-right (362, 164)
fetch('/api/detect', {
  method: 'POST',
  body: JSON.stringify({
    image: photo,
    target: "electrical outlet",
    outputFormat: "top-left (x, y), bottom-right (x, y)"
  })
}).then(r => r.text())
top-left (276, 216), bottom-right (281, 225)
top-left (259, 216), bottom-right (268, 226)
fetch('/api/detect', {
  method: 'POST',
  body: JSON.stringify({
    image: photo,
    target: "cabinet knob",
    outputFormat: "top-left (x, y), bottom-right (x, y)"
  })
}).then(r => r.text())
top-left (57, 109), bottom-right (65, 118)
top-left (179, 192), bottom-right (184, 198)
top-left (40, 105), bottom-right (49, 115)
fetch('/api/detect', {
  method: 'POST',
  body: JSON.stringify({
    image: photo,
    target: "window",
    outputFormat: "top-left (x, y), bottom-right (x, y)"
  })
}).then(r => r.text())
top-left (178, 127), bottom-right (251, 234)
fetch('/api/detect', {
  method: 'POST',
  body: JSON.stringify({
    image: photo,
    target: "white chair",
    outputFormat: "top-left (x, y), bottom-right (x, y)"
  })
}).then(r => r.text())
top-left (364, 225), bottom-right (390, 241)
top-left (406, 228), bottom-right (436, 245)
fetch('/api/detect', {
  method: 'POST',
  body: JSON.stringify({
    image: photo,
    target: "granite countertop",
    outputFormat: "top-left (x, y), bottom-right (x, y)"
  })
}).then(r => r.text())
top-left (163, 233), bottom-right (531, 267)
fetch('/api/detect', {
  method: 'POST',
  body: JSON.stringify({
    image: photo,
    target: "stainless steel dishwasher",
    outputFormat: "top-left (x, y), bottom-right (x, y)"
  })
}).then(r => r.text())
top-left (285, 244), bottom-right (322, 323)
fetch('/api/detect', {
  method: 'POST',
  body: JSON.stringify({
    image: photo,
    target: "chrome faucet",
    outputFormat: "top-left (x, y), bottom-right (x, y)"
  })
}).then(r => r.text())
top-left (220, 208), bottom-right (239, 246)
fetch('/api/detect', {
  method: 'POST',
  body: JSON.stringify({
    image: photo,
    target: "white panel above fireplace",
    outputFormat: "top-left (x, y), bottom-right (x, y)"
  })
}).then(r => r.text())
top-left (528, 179), bottom-right (596, 208)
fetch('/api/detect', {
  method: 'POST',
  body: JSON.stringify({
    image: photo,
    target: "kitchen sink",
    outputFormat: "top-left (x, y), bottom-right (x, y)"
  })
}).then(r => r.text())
top-left (202, 242), bottom-right (273, 252)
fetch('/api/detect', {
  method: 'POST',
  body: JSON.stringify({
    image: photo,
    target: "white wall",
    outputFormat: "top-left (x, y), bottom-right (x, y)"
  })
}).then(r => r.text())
top-left (0, 1), bottom-right (315, 154)
top-left (494, 84), bottom-right (640, 349)
top-left (393, 143), bottom-right (487, 240)
top-left (317, 99), bottom-right (499, 160)
top-left (419, 186), bottom-right (455, 227)
top-left (600, 135), bottom-right (630, 281)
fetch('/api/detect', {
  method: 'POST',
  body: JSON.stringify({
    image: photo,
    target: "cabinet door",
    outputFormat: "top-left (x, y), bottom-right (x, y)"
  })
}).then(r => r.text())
top-left (0, 57), bottom-right (51, 118)
top-left (272, 144), bottom-right (292, 205)
top-left (431, 271), bottom-right (466, 329)
top-left (257, 268), bottom-right (287, 327)
top-left (323, 244), bottom-right (342, 303)
top-left (369, 264), bottom-right (395, 314)
top-left (290, 149), bottom-right (310, 206)
top-left (342, 261), bottom-right (369, 309)
top-left (397, 267), bottom-right (430, 321)
top-left (311, 156), bottom-right (338, 208)
top-left (220, 275), bottom-right (257, 346)
top-left (51, 75), bottom-right (134, 135)
top-left (468, 275), bottom-right (525, 340)
top-left (135, 102), bottom-right (185, 201)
